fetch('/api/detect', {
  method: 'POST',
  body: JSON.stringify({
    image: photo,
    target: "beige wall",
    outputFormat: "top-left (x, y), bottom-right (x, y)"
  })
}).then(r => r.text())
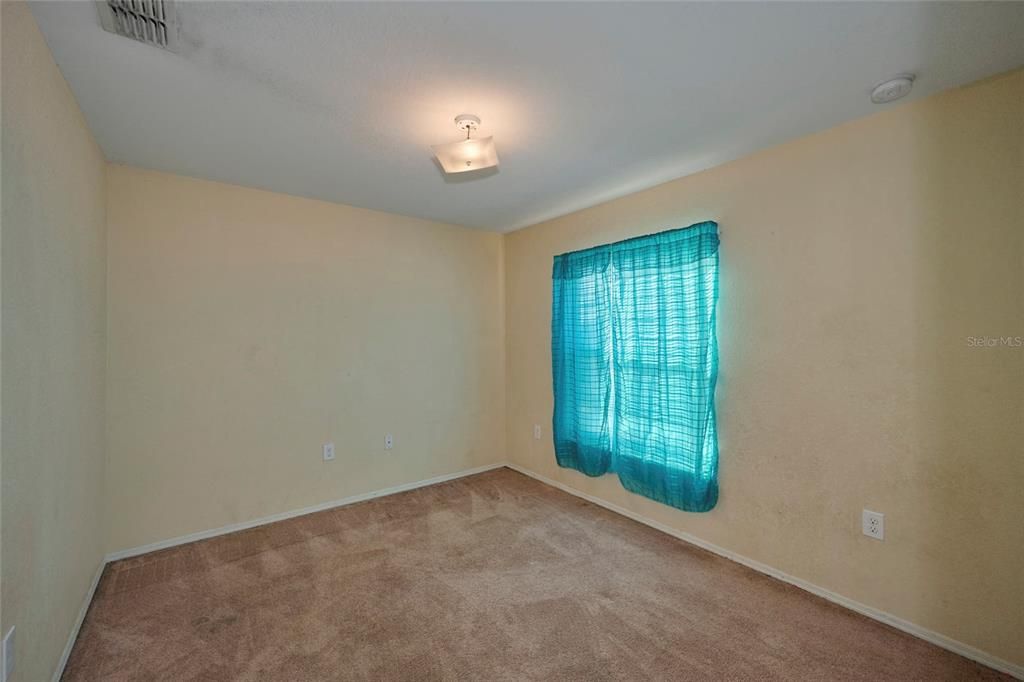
top-left (1, 3), bottom-right (108, 681)
top-left (105, 166), bottom-right (506, 552)
top-left (505, 70), bottom-right (1024, 667)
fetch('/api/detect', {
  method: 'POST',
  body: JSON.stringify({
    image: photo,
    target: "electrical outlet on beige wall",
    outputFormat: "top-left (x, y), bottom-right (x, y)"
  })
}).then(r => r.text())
top-left (862, 510), bottom-right (884, 540)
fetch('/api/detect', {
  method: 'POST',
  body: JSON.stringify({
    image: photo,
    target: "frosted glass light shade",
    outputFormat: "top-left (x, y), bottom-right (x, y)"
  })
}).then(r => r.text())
top-left (431, 136), bottom-right (499, 174)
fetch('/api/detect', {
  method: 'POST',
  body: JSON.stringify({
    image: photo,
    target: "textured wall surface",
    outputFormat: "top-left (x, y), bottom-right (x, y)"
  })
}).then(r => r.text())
top-left (1, 3), bottom-right (108, 680)
top-left (105, 166), bottom-right (506, 552)
top-left (505, 70), bottom-right (1024, 667)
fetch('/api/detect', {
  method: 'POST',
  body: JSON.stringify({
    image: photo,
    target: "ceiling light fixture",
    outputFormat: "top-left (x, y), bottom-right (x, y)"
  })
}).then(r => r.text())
top-left (431, 114), bottom-right (499, 174)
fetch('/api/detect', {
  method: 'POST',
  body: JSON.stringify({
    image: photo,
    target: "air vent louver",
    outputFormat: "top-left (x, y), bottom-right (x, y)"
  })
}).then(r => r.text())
top-left (96, 0), bottom-right (179, 53)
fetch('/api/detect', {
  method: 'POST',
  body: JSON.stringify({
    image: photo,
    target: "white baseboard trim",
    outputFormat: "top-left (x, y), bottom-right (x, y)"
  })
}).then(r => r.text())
top-left (106, 462), bottom-right (506, 562)
top-left (52, 560), bottom-right (105, 682)
top-left (504, 462), bottom-right (1023, 680)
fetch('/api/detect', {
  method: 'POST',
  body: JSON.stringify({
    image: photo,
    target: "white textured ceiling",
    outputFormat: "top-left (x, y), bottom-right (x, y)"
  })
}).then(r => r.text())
top-left (31, 2), bottom-right (1024, 231)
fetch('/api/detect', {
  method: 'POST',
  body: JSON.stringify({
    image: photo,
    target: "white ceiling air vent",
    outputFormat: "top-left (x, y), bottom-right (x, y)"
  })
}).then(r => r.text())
top-left (96, 0), bottom-right (179, 53)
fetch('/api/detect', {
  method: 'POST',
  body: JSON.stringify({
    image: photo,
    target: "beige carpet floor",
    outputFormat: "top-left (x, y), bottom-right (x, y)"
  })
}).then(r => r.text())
top-left (64, 468), bottom-right (1007, 681)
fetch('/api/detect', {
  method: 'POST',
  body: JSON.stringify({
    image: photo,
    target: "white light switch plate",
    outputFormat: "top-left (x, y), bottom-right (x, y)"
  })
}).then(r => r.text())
top-left (533, 424), bottom-right (542, 440)
top-left (322, 442), bottom-right (335, 461)
top-left (385, 434), bottom-right (393, 450)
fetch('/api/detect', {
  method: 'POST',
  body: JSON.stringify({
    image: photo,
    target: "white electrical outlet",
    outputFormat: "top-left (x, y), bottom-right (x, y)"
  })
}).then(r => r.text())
top-left (3, 626), bottom-right (15, 682)
top-left (862, 509), bottom-right (884, 540)
top-left (533, 424), bottom-right (542, 440)
top-left (385, 434), bottom-right (393, 450)
top-left (322, 442), bottom-right (335, 461)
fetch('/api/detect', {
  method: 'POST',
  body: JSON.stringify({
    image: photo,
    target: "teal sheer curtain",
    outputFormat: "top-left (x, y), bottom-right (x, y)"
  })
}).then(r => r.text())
top-left (551, 221), bottom-right (719, 511)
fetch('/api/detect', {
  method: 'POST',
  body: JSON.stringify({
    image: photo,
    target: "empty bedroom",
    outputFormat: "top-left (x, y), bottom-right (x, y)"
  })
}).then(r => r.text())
top-left (2, 1), bottom-right (1022, 680)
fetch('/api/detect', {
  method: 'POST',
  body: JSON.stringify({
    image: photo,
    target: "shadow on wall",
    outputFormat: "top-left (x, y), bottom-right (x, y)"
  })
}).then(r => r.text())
top-left (908, 55), bottom-right (1024, 664)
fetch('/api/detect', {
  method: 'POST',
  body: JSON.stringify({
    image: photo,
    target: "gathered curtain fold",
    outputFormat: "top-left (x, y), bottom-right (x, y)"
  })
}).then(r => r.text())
top-left (551, 221), bottom-right (720, 512)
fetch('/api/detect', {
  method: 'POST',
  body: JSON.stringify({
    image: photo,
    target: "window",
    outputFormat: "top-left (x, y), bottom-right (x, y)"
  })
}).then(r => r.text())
top-left (551, 221), bottom-right (720, 512)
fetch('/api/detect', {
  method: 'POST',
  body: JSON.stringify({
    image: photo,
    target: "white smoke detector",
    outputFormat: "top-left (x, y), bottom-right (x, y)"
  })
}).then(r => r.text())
top-left (96, 0), bottom-right (179, 53)
top-left (871, 75), bottom-right (915, 104)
